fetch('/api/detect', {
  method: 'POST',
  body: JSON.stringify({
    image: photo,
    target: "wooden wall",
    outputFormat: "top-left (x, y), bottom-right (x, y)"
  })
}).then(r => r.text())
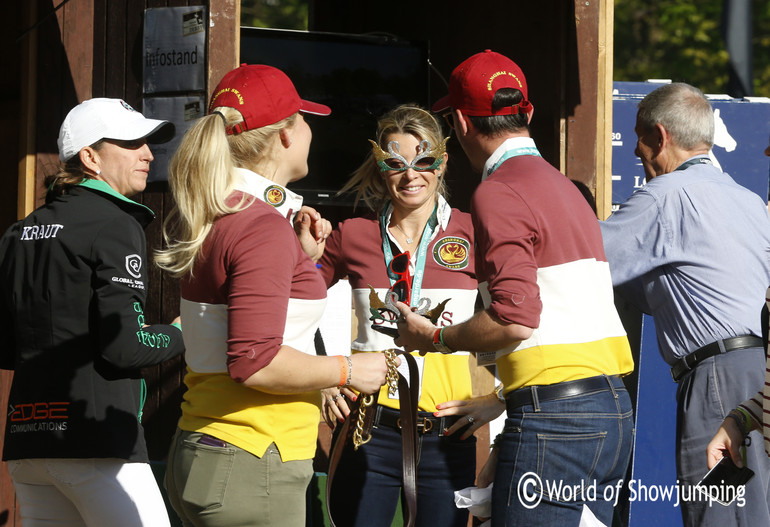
top-left (0, 0), bottom-right (22, 514)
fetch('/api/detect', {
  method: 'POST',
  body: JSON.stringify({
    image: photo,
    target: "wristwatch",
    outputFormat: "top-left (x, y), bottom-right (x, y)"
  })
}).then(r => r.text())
top-left (432, 327), bottom-right (453, 354)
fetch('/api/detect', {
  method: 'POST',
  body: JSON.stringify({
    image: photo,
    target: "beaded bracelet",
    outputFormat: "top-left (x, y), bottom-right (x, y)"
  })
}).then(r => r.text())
top-left (344, 356), bottom-right (353, 387)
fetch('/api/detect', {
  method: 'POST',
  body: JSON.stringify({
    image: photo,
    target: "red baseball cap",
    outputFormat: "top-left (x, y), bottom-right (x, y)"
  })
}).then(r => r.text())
top-left (208, 64), bottom-right (331, 134)
top-left (432, 50), bottom-right (532, 117)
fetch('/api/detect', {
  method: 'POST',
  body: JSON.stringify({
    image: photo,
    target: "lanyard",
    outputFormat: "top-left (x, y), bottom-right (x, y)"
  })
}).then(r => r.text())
top-left (379, 203), bottom-right (438, 305)
top-left (674, 157), bottom-right (712, 172)
top-left (486, 146), bottom-right (542, 178)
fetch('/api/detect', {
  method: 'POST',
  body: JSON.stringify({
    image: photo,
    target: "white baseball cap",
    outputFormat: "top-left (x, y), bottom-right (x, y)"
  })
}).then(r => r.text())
top-left (57, 98), bottom-right (175, 161)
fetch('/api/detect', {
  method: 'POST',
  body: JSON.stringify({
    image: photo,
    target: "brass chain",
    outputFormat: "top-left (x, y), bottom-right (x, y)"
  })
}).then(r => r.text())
top-left (351, 393), bottom-right (376, 450)
top-left (351, 350), bottom-right (401, 450)
top-left (384, 349), bottom-right (399, 397)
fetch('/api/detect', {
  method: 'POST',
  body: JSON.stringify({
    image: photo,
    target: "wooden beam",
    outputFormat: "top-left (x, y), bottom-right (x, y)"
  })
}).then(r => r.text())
top-left (17, 1), bottom-right (37, 219)
top-left (595, 1), bottom-right (614, 220)
top-left (208, 0), bottom-right (240, 98)
top-left (568, 1), bottom-right (600, 190)
top-left (61, 0), bottom-right (93, 102)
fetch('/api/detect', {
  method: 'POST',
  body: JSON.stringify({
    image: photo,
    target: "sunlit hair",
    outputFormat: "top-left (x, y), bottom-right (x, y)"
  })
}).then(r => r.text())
top-left (155, 106), bottom-right (296, 278)
top-left (637, 82), bottom-right (714, 150)
top-left (340, 104), bottom-right (449, 212)
top-left (44, 140), bottom-right (105, 199)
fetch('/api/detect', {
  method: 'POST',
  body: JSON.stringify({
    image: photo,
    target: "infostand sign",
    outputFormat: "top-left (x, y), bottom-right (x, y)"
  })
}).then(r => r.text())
top-left (142, 6), bottom-right (207, 182)
top-left (612, 81), bottom-right (770, 527)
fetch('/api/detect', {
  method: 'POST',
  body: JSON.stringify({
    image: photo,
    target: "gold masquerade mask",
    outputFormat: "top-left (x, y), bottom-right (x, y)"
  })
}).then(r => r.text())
top-left (369, 137), bottom-right (448, 173)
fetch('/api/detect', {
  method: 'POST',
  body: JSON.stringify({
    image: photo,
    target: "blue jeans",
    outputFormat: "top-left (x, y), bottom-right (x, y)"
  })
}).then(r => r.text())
top-left (328, 408), bottom-right (477, 527)
top-left (492, 375), bottom-right (634, 527)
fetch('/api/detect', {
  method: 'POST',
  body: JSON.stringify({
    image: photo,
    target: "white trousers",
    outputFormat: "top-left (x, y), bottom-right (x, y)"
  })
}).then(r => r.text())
top-left (7, 458), bottom-right (171, 527)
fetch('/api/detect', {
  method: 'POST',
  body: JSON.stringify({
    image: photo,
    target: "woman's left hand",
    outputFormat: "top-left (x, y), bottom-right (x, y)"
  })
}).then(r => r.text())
top-left (434, 392), bottom-right (506, 440)
top-left (321, 386), bottom-right (357, 428)
top-left (294, 206), bottom-right (332, 262)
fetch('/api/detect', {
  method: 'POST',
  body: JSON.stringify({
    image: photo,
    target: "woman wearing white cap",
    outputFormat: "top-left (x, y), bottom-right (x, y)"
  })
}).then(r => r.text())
top-left (0, 98), bottom-right (185, 526)
top-left (156, 64), bottom-right (392, 527)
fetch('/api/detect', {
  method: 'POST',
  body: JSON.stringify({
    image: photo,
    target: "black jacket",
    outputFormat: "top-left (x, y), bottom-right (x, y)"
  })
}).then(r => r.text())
top-left (0, 179), bottom-right (184, 462)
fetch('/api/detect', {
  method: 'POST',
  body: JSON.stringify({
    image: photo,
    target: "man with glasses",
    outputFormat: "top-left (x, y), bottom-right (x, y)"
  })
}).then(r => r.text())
top-left (395, 50), bottom-right (634, 526)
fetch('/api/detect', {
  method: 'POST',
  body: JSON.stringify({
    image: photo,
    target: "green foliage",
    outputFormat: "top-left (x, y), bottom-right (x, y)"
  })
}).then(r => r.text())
top-left (240, 0), bottom-right (308, 30)
top-left (615, 0), bottom-right (770, 97)
top-left (756, 1), bottom-right (770, 96)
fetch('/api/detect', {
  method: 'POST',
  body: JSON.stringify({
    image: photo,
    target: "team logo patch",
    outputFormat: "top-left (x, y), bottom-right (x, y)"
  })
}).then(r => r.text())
top-left (125, 254), bottom-right (142, 278)
top-left (264, 185), bottom-right (286, 207)
top-left (432, 236), bottom-right (470, 269)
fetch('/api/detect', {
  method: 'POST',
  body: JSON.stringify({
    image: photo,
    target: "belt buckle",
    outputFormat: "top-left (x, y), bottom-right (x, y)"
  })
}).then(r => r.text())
top-left (399, 417), bottom-right (434, 434)
top-left (421, 418), bottom-right (434, 434)
top-left (671, 353), bottom-right (694, 382)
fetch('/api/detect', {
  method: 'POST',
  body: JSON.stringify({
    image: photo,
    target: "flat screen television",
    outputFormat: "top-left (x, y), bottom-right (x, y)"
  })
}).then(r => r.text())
top-left (240, 27), bottom-right (431, 206)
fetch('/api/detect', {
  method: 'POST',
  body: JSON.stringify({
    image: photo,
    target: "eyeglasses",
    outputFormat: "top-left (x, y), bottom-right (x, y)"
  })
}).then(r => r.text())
top-left (441, 110), bottom-right (454, 130)
top-left (388, 251), bottom-right (412, 306)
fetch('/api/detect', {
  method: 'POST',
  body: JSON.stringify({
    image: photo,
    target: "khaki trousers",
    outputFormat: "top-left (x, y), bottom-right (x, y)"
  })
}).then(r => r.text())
top-left (165, 429), bottom-right (313, 527)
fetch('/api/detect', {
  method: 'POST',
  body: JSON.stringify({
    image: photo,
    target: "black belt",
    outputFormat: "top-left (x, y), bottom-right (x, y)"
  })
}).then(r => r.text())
top-left (505, 375), bottom-right (624, 412)
top-left (670, 335), bottom-right (763, 382)
top-left (373, 404), bottom-right (459, 435)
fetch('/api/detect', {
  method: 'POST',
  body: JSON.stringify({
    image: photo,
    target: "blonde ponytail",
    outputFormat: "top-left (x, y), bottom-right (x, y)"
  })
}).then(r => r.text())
top-left (155, 107), bottom-right (295, 277)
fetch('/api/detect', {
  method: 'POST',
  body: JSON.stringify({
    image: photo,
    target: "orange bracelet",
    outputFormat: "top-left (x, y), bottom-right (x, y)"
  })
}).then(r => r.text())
top-left (336, 355), bottom-right (348, 387)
